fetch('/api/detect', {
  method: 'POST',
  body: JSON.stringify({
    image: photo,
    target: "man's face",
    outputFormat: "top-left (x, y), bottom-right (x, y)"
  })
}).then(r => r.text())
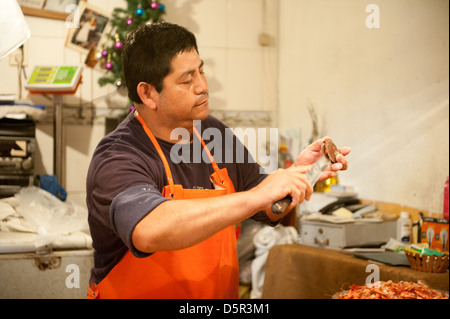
top-left (156, 49), bottom-right (209, 129)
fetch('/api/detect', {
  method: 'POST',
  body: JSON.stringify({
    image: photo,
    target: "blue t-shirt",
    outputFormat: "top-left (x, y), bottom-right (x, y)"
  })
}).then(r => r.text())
top-left (86, 111), bottom-right (269, 285)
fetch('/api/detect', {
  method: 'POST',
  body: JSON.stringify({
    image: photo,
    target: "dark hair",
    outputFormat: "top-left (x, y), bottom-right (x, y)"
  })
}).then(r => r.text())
top-left (122, 22), bottom-right (199, 104)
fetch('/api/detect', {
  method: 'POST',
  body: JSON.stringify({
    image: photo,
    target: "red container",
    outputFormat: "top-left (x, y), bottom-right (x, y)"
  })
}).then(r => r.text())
top-left (444, 177), bottom-right (449, 220)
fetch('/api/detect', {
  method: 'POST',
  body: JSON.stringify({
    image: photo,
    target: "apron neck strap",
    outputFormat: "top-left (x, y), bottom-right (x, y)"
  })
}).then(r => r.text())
top-left (136, 112), bottom-right (175, 195)
top-left (136, 112), bottom-right (225, 190)
top-left (192, 127), bottom-right (224, 182)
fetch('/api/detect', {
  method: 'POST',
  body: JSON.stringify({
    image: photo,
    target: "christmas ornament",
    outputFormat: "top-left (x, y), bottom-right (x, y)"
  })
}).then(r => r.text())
top-left (106, 53), bottom-right (113, 70)
top-left (135, 6), bottom-right (144, 16)
top-left (114, 34), bottom-right (123, 50)
top-left (115, 78), bottom-right (123, 88)
top-left (97, 0), bottom-right (166, 90)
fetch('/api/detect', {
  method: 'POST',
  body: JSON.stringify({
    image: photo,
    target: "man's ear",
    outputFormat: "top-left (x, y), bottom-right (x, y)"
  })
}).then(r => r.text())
top-left (136, 82), bottom-right (159, 110)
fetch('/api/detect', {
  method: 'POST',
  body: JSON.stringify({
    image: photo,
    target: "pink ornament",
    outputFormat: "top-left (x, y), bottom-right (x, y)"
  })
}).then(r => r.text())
top-left (106, 62), bottom-right (113, 70)
top-left (126, 18), bottom-right (133, 25)
top-left (114, 41), bottom-right (123, 50)
top-left (151, 2), bottom-right (158, 9)
top-left (102, 50), bottom-right (108, 57)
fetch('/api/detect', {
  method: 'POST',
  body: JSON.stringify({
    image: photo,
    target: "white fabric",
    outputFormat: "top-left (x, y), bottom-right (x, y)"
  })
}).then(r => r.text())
top-left (0, 104), bottom-right (46, 121)
top-left (250, 224), bottom-right (298, 298)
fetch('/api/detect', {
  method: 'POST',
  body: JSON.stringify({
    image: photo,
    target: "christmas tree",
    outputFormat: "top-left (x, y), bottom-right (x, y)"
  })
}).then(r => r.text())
top-left (96, 0), bottom-right (166, 89)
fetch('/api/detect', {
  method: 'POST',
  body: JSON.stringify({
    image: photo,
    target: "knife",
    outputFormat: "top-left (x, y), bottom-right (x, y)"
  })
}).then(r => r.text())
top-left (271, 139), bottom-right (342, 214)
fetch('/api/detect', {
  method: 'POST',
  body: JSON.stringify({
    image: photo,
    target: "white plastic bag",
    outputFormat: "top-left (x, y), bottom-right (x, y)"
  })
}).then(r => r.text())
top-left (250, 225), bottom-right (298, 299)
top-left (13, 186), bottom-right (89, 250)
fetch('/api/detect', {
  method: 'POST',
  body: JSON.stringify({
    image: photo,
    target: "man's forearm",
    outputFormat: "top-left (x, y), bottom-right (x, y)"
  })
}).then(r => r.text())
top-left (132, 190), bottom-right (270, 253)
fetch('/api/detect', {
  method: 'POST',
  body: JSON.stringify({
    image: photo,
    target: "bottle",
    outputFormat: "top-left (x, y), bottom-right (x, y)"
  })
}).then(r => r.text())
top-left (397, 212), bottom-right (412, 243)
top-left (278, 144), bottom-right (293, 168)
top-left (444, 177), bottom-right (449, 220)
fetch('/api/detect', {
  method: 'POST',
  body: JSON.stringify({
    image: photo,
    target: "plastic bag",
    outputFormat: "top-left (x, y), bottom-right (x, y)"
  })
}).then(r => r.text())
top-left (13, 186), bottom-right (89, 250)
top-left (250, 225), bottom-right (298, 298)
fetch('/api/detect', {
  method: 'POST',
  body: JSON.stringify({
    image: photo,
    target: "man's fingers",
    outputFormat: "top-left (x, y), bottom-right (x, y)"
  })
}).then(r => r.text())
top-left (290, 175), bottom-right (313, 204)
top-left (338, 146), bottom-right (351, 156)
top-left (330, 162), bottom-right (344, 171)
top-left (289, 164), bottom-right (312, 174)
top-left (335, 152), bottom-right (349, 170)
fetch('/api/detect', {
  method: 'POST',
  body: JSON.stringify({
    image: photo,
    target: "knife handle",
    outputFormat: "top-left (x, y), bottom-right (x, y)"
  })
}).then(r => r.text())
top-left (271, 195), bottom-right (292, 214)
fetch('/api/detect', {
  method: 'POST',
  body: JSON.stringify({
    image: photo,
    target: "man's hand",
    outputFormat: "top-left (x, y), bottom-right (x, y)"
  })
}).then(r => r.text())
top-left (251, 165), bottom-right (313, 220)
top-left (249, 137), bottom-right (351, 222)
top-left (294, 137), bottom-right (351, 182)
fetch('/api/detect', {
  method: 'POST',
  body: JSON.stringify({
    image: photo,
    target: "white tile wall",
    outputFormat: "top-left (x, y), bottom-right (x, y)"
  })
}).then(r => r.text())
top-left (226, 48), bottom-right (263, 110)
top-left (278, 0), bottom-right (449, 213)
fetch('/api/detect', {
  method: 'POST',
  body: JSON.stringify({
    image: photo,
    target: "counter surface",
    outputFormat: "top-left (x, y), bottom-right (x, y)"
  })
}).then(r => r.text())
top-left (262, 244), bottom-right (449, 299)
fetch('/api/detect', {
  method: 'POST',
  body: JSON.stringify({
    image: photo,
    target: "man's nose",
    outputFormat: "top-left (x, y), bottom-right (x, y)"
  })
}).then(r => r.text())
top-left (194, 73), bottom-right (208, 95)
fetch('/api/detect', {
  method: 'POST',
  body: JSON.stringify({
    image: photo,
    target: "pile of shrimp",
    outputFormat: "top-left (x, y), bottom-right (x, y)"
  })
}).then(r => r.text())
top-left (337, 280), bottom-right (449, 299)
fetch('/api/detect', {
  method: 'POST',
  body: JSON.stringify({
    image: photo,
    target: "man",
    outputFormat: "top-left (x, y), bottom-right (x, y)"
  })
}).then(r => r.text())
top-left (86, 22), bottom-right (350, 299)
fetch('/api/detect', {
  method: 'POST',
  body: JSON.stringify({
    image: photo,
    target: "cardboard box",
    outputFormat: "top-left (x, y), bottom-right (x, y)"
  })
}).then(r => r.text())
top-left (419, 217), bottom-right (449, 251)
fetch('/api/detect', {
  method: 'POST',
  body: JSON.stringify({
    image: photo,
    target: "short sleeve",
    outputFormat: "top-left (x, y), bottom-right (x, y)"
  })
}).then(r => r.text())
top-left (109, 184), bottom-right (171, 258)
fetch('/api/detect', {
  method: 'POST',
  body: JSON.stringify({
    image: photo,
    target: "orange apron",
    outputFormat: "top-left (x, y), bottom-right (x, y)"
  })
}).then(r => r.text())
top-left (88, 113), bottom-right (238, 299)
